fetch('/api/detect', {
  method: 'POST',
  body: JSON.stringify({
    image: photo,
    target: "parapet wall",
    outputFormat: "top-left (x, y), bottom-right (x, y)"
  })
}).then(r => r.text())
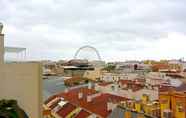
top-left (0, 62), bottom-right (42, 118)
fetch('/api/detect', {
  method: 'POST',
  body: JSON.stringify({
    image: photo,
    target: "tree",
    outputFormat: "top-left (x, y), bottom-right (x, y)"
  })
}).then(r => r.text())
top-left (103, 64), bottom-right (116, 72)
top-left (0, 99), bottom-right (28, 118)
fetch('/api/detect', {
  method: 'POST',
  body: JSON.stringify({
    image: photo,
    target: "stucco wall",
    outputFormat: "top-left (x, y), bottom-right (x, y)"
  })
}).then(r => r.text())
top-left (0, 62), bottom-right (42, 118)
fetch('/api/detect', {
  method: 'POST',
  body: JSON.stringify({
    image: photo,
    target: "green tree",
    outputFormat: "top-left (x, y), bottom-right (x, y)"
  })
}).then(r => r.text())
top-left (103, 64), bottom-right (116, 72)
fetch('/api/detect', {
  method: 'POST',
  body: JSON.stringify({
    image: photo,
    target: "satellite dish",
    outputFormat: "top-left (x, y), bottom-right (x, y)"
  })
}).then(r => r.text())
top-left (0, 22), bottom-right (3, 34)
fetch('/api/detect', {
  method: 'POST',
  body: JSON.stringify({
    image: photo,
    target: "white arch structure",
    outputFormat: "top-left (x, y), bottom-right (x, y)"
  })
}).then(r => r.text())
top-left (74, 45), bottom-right (101, 61)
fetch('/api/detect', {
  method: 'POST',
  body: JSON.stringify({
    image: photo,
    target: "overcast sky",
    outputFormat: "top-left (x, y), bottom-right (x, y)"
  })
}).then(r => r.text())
top-left (1, 0), bottom-right (186, 61)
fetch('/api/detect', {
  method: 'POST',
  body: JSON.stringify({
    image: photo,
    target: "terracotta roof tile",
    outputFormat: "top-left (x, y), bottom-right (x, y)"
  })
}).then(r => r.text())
top-left (45, 87), bottom-right (128, 117)
top-left (159, 85), bottom-right (174, 92)
top-left (98, 82), bottom-right (113, 86)
top-left (119, 80), bottom-right (132, 85)
top-left (58, 87), bottom-right (127, 117)
top-left (75, 110), bottom-right (91, 118)
top-left (57, 103), bottom-right (76, 117)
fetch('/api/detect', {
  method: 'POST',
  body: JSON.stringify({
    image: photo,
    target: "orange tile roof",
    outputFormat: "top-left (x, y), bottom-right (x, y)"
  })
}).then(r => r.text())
top-left (57, 103), bottom-right (76, 117)
top-left (166, 73), bottom-right (184, 78)
top-left (58, 87), bottom-right (127, 117)
top-left (74, 110), bottom-right (91, 118)
top-left (159, 83), bottom-right (186, 92)
top-left (134, 78), bottom-right (145, 81)
top-left (98, 82), bottom-right (113, 86)
top-left (45, 87), bottom-right (128, 117)
top-left (59, 87), bottom-right (98, 102)
top-left (119, 80), bottom-right (144, 91)
top-left (159, 85), bottom-right (174, 92)
top-left (118, 80), bottom-right (132, 85)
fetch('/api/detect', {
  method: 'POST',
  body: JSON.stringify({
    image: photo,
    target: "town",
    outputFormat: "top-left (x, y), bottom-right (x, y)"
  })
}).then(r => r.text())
top-left (1, 0), bottom-right (186, 117)
top-left (1, 22), bottom-right (186, 118)
top-left (42, 47), bottom-right (186, 118)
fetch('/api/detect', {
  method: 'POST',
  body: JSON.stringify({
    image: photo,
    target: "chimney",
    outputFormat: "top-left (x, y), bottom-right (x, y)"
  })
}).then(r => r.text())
top-left (88, 82), bottom-right (92, 89)
top-left (87, 96), bottom-right (92, 102)
top-left (78, 92), bottom-right (83, 99)
top-left (107, 102), bottom-right (117, 111)
top-left (64, 88), bottom-right (69, 93)
top-left (94, 84), bottom-right (99, 91)
top-left (107, 102), bottom-right (112, 111)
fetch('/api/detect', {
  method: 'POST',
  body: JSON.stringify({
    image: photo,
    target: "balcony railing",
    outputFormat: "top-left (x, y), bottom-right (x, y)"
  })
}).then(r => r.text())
top-left (4, 46), bottom-right (27, 62)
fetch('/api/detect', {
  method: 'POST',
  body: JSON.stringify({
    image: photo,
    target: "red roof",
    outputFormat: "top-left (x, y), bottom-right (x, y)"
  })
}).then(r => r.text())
top-left (119, 80), bottom-right (144, 91)
top-left (134, 78), bottom-right (145, 82)
top-left (59, 87), bottom-right (98, 103)
top-left (45, 87), bottom-right (128, 117)
top-left (75, 110), bottom-right (91, 118)
top-left (58, 87), bottom-right (127, 117)
top-left (119, 80), bottom-right (132, 85)
top-left (57, 103), bottom-right (76, 117)
top-left (98, 82), bottom-right (113, 86)
top-left (166, 73), bottom-right (184, 78)
top-left (152, 64), bottom-right (169, 71)
top-left (159, 83), bottom-right (186, 92)
top-left (119, 79), bottom-right (145, 85)
top-left (159, 85), bottom-right (174, 92)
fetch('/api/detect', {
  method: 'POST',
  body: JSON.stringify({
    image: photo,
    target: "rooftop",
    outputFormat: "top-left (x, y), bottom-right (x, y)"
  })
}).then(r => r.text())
top-left (98, 82), bottom-right (113, 86)
top-left (74, 110), bottom-right (91, 118)
top-left (57, 103), bottom-right (76, 117)
top-left (45, 87), bottom-right (128, 117)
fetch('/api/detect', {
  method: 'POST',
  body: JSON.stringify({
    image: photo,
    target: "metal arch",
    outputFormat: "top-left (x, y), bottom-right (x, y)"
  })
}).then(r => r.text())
top-left (74, 45), bottom-right (101, 60)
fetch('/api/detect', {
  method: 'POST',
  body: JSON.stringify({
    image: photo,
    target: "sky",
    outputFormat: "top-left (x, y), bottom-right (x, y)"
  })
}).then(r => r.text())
top-left (1, 0), bottom-right (186, 61)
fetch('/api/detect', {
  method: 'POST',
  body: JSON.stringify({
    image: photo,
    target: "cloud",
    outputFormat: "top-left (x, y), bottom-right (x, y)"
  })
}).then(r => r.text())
top-left (1, 0), bottom-right (186, 61)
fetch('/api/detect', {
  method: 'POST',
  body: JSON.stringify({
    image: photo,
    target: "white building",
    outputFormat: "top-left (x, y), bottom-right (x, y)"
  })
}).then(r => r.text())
top-left (95, 82), bottom-right (159, 101)
top-left (100, 72), bottom-right (138, 82)
top-left (145, 72), bottom-right (167, 86)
